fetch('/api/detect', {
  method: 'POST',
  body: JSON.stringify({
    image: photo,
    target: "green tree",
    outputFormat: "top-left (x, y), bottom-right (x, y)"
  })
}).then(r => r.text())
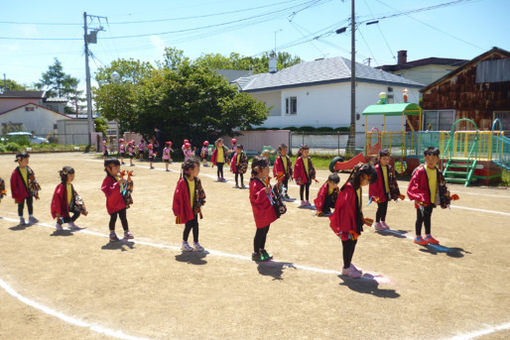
top-left (36, 58), bottom-right (80, 98)
top-left (1, 79), bottom-right (27, 92)
top-left (195, 51), bottom-right (302, 73)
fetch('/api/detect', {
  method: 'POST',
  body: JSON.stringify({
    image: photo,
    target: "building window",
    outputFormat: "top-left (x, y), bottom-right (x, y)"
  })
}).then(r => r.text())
top-left (423, 110), bottom-right (456, 131)
top-left (25, 106), bottom-right (35, 111)
top-left (285, 97), bottom-right (297, 115)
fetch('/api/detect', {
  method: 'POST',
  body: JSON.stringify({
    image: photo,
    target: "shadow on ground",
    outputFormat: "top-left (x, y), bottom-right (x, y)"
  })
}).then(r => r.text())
top-left (338, 274), bottom-right (400, 298)
top-left (257, 261), bottom-right (296, 280)
top-left (175, 251), bottom-right (208, 265)
top-left (419, 244), bottom-right (471, 258)
top-left (376, 229), bottom-right (410, 239)
top-left (101, 239), bottom-right (135, 251)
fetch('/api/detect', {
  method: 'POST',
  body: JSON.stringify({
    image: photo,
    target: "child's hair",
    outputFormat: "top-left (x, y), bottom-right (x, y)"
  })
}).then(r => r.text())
top-left (379, 149), bottom-right (391, 157)
top-left (251, 156), bottom-right (269, 177)
top-left (278, 143), bottom-right (288, 151)
top-left (215, 138), bottom-right (223, 146)
top-left (342, 163), bottom-right (377, 190)
top-left (182, 158), bottom-right (200, 177)
top-left (424, 146), bottom-right (440, 156)
top-left (327, 173), bottom-right (340, 184)
top-left (236, 144), bottom-right (244, 150)
top-left (104, 158), bottom-right (120, 173)
top-left (15, 152), bottom-right (29, 162)
top-left (297, 144), bottom-right (310, 157)
top-left (59, 166), bottom-right (75, 184)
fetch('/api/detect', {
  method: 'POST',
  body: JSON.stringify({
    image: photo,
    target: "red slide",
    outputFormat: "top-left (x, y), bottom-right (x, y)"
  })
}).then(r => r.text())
top-left (329, 153), bottom-right (367, 172)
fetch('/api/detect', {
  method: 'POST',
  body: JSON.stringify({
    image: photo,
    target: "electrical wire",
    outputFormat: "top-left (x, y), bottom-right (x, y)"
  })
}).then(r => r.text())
top-left (362, 0), bottom-right (396, 61)
top-left (356, 24), bottom-right (378, 65)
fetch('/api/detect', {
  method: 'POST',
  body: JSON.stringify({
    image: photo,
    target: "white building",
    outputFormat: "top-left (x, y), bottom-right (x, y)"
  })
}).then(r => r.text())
top-left (232, 56), bottom-right (424, 133)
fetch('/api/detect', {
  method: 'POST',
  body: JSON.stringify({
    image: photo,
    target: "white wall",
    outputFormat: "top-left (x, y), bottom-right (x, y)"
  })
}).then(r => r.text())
top-left (0, 104), bottom-right (70, 136)
top-left (251, 82), bottom-right (421, 133)
top-left (392, 64), bottom-right (456, 86)
top-left (251, 91), bottom-right (280, 116)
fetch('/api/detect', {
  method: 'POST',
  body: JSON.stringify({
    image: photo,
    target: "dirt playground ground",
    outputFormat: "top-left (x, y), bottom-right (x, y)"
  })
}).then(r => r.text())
top-left (0, 152), bottom-right (509, 340)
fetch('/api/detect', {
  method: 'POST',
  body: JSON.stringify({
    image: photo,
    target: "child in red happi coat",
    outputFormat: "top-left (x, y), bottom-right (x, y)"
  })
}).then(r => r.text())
top-left (51, 166), bottom-right (88, 231)
top-left (293, 144), bottom-right (317, 207)
top-left (314, 173), bottom-right (340, 217)
top-left (0, 177), bottom-right (7, 208)
top-left (329, 164), bottom-right (377, 278)
top-left (10, 152), bottom-right (40, 225)
top-left (249, 156), bottom-right (280, 262)
top-left (101, 158), bottom-right (134, 242)
top-left (172, 158), bottom-right (206, 252)
top-left (368, 149), bottom-right (405, 231)
top-left (119, 138), bottom-right (126, 165)
top-left (273, 143), bottom-right (293, 200)
top-left (211, 138), bottom-right (230, 182)
top-left (407, 147), bottom-right (456, 246)
top-left (230, 144), bottom-right (248, 188)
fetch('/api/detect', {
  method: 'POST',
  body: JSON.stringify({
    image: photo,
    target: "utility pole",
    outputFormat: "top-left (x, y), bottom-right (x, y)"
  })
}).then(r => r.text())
top-left (83, 12), bottom-right (106, 150)
top-left (348, 0), bottom-right (356, 155)
top-left (3, 73), bottom-right (6, 91)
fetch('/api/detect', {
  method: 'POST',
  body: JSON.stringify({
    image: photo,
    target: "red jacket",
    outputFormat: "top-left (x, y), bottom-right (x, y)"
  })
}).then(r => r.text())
top-left (172, 178), bottom-right (195, 224)
top-left (230, 152), bottom-right (247, 174)
top-left (10, 167), bottom-right (29, 204)
top-left (51, 183), bottom-right (71, 219)
top-left (101, 175), bottom-right (126, 215)
top-left (329, 182), bottom-right (363, 241)
top-left (273, 155), bottom-right (293, 180)
top-left (369, 163), bottom-right (389, 203)
top-left (407, 165), bottom-right (436, 206)
top-left (249, 178), bottom-right (277, 229)
top-left (293, 157), bottom-right (314, 185)
top-left (211, 146), bottom-right (229, 165)
top-left (314, 182), bottom-right (338, 212)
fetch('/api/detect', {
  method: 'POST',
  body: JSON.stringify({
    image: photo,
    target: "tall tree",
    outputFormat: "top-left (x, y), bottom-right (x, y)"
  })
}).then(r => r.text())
top-left (36, 58), bottom-right (80, 99)
top-left (195, 51), bottom-right (302, 73)
top-left (1, 79), bottom-right (27, 92)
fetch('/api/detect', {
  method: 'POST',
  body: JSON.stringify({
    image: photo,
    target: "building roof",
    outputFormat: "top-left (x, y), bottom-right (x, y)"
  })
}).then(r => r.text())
top-left (214, 69), bottom-right (253, 82)
top-left (421, 47), bottom-right (510, 93)
top-left (233, 57), bottom-right (424, 93)
top-left (362, 103), bottom-right (422, 116)
top-left (0, 102), bottom-right (71, 119)
top-left (0, 90), bottom-right (45, 99)
top-left (377, 57), bottom-right (468, 72)
top-left (44, 97), bottom-right (68, 103)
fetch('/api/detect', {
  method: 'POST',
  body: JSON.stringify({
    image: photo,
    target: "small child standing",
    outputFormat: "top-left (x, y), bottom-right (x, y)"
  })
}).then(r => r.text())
top-left (102, 140), bottom-right (109, 159)
top-left (293, 145), bottom-right (317, 207)
top-left (119, 138), bottom-right (126, 165)
top-left (101, 159), bottom-right (134, 242)
top-left (163, 141), bottom-right (173, 171)
top-left (148, 144), bottom-right (155, 169)
top-left (273, 144), bottom-right (293, 200)
top-left (407, 147), bottom-right (453, 246)
top-left (329, 164), bottom-right (377, 278)
top-left (128, 140), bottom-right (135, 167)
top-left (183, 142), bottom-right (195, 161)
top-left (211, 138), bottom-right (230, 182)
top-left (369, 149), bottom-right (404, 231)
top-left (230, 144), bottom-right (248, 188)
top-left (201, 141), bottom-right (210, 167)
top-left (10, 152), bottom-right (40, 225)
top-left (138, 140), bottom-right (145, 160)
top-left (0, 177), bottom-right (6, 205)
top-left (249, 156), bottom-right (279, 262)
top-left (314, 173), bottom-right (340, 217)
top-left (172, 159), bottom-right (206, 252)
top-left (51, 166), bottom-right (88, 231)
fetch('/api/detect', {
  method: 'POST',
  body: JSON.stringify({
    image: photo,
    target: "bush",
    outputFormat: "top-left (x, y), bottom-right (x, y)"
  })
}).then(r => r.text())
top-left (297, 126), bottom-right (316, 132)
top-left (8, 135), bottom-right (30, 146)
top-left (282, 126), bottom-right (298, 131)
top-left (267, 127), bottom-right (280, 130)
top-left (316, 127), bottom-right (335, 132)
top-left (253, 127), bottom-right (268, 131)
top-left (335, 127), bottom-right (350, 132)
top-left (4, 142), bottom-right (21, 152)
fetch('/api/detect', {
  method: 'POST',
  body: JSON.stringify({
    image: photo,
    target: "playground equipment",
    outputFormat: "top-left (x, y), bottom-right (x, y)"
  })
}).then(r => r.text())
top-left (491, 118), bottom-right (510, 170)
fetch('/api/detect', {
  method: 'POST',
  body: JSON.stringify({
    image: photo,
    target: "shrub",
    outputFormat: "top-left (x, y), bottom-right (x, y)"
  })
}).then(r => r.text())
top-left (316, 127), bottom-right (335, 132)
top-left (297, 126), bottom-right (316, 132)
top-left (282, 126), bottom-right (298, 131)
top-left (335, 127), bottom-right (350, 132)
top-left (5, 142), bottom-right (21, 152)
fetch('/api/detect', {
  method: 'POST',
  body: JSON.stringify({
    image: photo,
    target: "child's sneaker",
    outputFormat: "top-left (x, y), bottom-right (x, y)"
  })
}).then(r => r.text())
top-left (19, 217), bottom-right (26, 225)
top-left (55, 223), bottom-right (63, 231)
top-left (349, 263), bottom-right (362, 275)
top-left (380, 221), bottom-right (390, 230)
top-left (424, 235), bottom-right (439, 244)
top-left (252, 252), bottom-right (262, 262)
top-left (28, 216), bottom-right (39, 225)
top-left (261, 249), bottom-right (273, 261)
top-left (68, 222), bottom-right (81, 230)
top-left (193, 242), bottom-right (204, 252)
top-left (110, 232), bottom-right (120, 242)
top-left (181, 241), bottom-right (193, 252)
top-left (124, 230), bottom-right (134, 240)
top-left (414, 236), bottom-right (428, 245)
top-left (341, 266), bottom-right (361, 278)
top-left (305, 200), bottom-right (311, 206)
top-left (299, 200), bottom-right (307, 207)
top-left (373, 222), bottom-right (384, 231)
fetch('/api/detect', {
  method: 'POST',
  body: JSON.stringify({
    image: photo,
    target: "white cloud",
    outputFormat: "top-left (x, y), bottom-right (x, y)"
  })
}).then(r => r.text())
top-left (149, 35), bottom-right (166, 55)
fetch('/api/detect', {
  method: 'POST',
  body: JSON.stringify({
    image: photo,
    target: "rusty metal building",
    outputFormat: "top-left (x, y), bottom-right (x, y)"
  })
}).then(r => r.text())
top-left (421, 47), bottom-right (510, 131)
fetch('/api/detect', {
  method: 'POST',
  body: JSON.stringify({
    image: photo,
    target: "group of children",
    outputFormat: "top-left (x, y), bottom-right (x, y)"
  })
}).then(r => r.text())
top-left (0, 144), bottom-right (456, 279)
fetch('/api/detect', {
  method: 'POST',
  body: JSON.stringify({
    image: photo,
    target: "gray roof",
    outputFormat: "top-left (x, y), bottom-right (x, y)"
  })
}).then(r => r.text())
top-left (0, 90), bottom-right (45, 98)
top-left (215, 69), bottom-right (253, 82)
top-left (233, 57), bottom-right (424, 92)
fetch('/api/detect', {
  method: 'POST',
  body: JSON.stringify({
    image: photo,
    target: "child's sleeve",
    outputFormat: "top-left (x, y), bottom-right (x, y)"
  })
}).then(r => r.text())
top-left (407, 171), bottom-right (424, 203)
top-left (101, 178), bottom-right (119, 197)
top-left (172, 186), bottom-right (181, 218)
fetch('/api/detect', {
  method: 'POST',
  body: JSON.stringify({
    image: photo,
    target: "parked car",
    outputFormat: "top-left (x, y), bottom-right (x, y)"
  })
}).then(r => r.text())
top-left (6, 132), bottom-right (49, 144)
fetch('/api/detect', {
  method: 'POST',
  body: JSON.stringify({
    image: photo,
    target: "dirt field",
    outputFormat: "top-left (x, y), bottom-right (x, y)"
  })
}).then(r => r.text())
top-left (0, 152), bottom-right (509, 340)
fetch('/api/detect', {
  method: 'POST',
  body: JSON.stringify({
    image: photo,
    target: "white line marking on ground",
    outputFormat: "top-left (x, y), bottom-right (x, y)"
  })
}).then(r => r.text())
top-left (0, 277), bottom-right (150, 340)
top-left (0, 216), bottom-right (391, 283)
top-left (445, 322), bottom-right (510, 340)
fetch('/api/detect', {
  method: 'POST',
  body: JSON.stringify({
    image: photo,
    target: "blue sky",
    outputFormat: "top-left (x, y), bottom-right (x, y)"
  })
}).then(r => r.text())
top-left (1, 0), bottom-right (509, 90)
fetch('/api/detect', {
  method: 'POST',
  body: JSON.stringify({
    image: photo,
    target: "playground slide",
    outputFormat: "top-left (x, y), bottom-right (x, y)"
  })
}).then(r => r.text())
top-left (329, 153), bottom-right (366, 172)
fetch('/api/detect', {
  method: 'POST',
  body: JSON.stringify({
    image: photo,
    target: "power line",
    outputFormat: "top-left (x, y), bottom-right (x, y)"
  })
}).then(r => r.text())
top-left (362, 0), bottom-right (396, 61)
top-left (356, 24), bottom-right (378, 65)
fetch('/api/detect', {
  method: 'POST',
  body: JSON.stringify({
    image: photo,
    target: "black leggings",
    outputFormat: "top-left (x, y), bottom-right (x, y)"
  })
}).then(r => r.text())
top-left (109, 208), bottom-right (128, 232)
top-left (59, 212), bottom-right (80, 224)
top-left (217, 163), bottom-right (224, 178)
top-left (254, 225), bottom-right (270, 253)
top-left (282, 177), bottom-right (289, 192)
top-left (342, 239), bottom-right (357, 269)
top-left (183, 217), bottom-right (199, 243)
top-left (415, 205), bottom-right (433, 236)
top-left (323, 194), bottom-right (335, 213)
top-left (18, 197), bottom-right (33, 216)
top-left (376, 201), bottom-right (388, 222)
top-left (299, 183), bottom-right (310, 201)
top-left (235, 172), bottom-right (244, 186)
